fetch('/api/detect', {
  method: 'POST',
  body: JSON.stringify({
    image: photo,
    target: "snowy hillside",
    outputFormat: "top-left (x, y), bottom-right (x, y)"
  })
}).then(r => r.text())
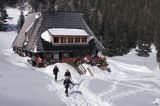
top-left (0, 8), bottom-right (160, 106)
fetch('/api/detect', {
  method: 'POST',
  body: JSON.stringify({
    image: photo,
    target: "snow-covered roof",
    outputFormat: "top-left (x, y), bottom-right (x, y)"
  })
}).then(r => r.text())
top-left (41, 30), bottom-right (53, 43)
top-left (35, 15), bottom-right (39, 19)
top-left (13, 11), bottom-right (104, 51)
top-left (25, 14), bottom-right (40, 33)
top-left (25, 22), bottom-right (34, 33)
top-left (88, 36), bottom-right (94, 41)
top-left (48, 28), bottom-right (89, 36)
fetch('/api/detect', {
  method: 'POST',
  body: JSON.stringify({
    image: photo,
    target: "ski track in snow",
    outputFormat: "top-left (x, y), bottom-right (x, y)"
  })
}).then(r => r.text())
top-left (44, 69), bottom-right (108, 106)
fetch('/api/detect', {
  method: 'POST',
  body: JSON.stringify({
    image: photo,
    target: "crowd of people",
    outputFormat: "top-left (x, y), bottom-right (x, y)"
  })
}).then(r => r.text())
top-left (30, 54), bottom-right (107, 68)
top-left (30, 55), bottom-right (52, 67)
top-left (53, 65), bottom-right (74, 97)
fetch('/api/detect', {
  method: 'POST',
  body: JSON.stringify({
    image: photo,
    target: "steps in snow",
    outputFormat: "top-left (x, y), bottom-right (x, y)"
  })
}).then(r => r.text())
top-left (69, 64), bottom-right (84, 74)
top-left (86, 68), bottom-right (94, 76)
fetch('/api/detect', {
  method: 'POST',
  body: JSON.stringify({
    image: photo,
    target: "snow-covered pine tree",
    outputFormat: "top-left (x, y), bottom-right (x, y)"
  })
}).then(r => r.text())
top-left (1, 9), bottom-right (8, 20)
top-left (17, 11), bottom-right (24, 33)
top-left (135, 41), bottom-right (151, 57)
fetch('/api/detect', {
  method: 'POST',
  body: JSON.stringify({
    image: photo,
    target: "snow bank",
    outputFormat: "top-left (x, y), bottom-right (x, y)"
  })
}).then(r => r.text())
top-left (109, 49), bottom-right (159, 71)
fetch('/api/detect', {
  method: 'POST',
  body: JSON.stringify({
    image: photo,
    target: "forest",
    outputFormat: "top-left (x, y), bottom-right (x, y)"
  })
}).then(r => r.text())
top-left (1, 0), bottom-right (160, 63)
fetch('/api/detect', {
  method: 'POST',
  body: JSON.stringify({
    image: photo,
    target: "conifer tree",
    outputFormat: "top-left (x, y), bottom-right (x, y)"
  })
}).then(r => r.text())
top-left (0, 8), bottom-right (8, 31)
top-left (1, 9), bottom-right (8, 20)
top-left (135, 41), bottom-right (151, 57)
top-left (17, 11), bottom-right (25, 33)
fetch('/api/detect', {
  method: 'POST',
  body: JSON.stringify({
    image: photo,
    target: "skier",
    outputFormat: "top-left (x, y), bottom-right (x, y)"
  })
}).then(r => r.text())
top-left (53, 65), bottom-right (59, 81)
top-left (63, 76), bottom-right (74, 97)
top-left (64, 69), bottom-right (71, 79)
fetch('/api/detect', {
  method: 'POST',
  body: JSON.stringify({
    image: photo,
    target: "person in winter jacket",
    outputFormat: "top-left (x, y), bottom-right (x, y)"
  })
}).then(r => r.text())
top-left (64, 70), bottom-right (71, 79)
top-left (63, 76), bottom-right (74, 96)
top-left (37, 56), bottom-right (42, 67)
top-left (53, 65), bottom-right (59, 81)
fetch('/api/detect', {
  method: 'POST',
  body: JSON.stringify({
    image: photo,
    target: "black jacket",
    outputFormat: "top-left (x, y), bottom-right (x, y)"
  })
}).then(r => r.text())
top-left (63, 78), bottom-right (73, 87)
top-left (64, 71), bottom-right (71, 77)
top-left (53, 66), bottom-right (59, 75)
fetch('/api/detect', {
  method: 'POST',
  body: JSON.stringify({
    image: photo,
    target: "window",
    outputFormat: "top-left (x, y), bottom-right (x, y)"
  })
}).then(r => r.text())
top-left (75, 37), bottom-right (80, 43)
top-left (61, 37), bottom-right (66, 43)
top-left (68, 37), bottom-right (74, 43)
top-left (82, 37), bottom-right (87, 43)
top-left (54, 37), bottom-right (59, 43)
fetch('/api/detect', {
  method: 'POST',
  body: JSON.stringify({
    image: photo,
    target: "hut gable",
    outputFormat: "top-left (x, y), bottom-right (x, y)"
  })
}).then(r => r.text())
top-left (12, 11), bottom-right (104, 53)
top-left (12, 12), bottom-right (40, 48)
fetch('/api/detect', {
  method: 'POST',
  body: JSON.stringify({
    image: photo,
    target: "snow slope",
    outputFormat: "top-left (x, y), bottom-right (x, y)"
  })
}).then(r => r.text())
top-left (0, 8), bottom-right (65, 106)
top-left (0, 8), bottom-right (160, 106)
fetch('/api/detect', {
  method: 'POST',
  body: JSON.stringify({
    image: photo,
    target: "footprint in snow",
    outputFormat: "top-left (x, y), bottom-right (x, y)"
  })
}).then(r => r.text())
top-left (153, 98), bottom-right (160, 105)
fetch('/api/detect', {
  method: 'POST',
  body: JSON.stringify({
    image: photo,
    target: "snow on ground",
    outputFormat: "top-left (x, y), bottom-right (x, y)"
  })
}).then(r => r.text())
top-left (0, 8), bottom-right (19, 49)
top-left (0, 51), bottom-right (65, 106)
top-left (0, 8), bottom-right (65, 106)
top-left (1, 8), bottom-right (160, 106)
